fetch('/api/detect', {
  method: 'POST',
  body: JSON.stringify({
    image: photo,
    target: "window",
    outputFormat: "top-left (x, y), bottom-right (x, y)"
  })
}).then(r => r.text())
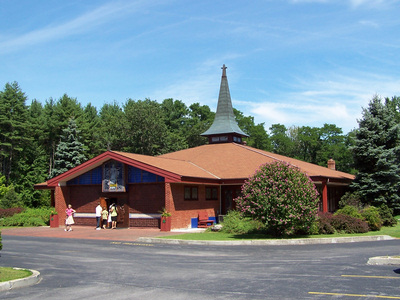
top-left (233, 136), bottom-right (242, 143)
top-left (184, 186), bottom-right (198, 200)
top-left (102, 160), bottom-right (125, 192)
top-left (206, 187), bottom-right (218, 200)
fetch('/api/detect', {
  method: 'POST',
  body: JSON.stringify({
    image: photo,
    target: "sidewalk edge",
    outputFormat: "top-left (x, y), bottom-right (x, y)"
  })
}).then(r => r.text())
top-left (0, 269), bottom-right (41, 292)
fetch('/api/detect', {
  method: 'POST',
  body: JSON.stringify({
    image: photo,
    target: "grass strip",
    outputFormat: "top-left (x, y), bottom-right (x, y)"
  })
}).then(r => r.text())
top-left (159, 220), bottom-right (400, 241)
top-left (0, 267), bottom-right (32, 282)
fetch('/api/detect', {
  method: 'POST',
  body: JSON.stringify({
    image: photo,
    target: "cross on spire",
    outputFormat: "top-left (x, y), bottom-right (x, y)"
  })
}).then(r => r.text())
top-left (221, 64), bottom-right (227, 77)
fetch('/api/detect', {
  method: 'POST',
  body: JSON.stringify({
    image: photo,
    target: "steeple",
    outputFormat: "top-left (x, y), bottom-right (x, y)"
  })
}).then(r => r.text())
top-left (201, 64), bottom-right (249, 144)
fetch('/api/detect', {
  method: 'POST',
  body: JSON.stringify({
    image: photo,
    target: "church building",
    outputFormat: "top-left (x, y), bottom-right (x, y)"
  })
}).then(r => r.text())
top-left (35, 65), bottom-right (354, 230)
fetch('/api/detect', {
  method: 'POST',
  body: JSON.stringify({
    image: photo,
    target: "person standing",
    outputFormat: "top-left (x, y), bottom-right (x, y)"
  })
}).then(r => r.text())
top-left (65, 204), bottom-right (76, 232)
top-left (101, 207), bottom-right (108, 229)
top-left (110, 204), bottom-right (118, 229)
top-left (95, 202), bottom-right (102, 230)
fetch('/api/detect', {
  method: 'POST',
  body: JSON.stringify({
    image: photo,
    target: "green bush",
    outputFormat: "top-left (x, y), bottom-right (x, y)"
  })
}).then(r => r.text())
top-left (0, 186), bottom-right (23, 209)
top-left (334, 205), bottom-right (363, 219)
top-left (339, 191), bottom-right (363, 209)
top-left (220, 210), bottom-right (265, 234)
top-left (378, 204), bottom-right (397, 227)
top-left (0, 207), bottom-right (53, 227)
top-left (235, 161), bottom-right (320, 237)
top-left (361, 206), bottom-right (382, 231)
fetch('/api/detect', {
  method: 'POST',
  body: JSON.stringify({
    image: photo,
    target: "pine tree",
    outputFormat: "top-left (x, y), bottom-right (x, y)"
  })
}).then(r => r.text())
top-left (50, 118), bottom-right (87, 178)
top-left (351, 95), bottom-right (400, 212)
top-left (0, 82), bottom-right (31, 181)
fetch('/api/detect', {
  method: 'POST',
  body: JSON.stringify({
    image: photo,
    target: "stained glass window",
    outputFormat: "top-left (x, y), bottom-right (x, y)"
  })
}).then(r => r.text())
top-left (102, 160), bottom-right (125, 192)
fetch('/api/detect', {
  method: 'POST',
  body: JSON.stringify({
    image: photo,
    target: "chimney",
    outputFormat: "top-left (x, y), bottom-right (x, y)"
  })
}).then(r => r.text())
top-left (327, 158), bottom-right (335, 170)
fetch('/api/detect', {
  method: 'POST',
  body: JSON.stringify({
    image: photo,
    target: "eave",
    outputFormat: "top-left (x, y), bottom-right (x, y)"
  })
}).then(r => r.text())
top-left (44, 151), bottom-right (182, 188)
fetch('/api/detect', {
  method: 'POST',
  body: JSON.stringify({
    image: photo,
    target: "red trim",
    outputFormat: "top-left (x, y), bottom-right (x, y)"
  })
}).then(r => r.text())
top-left (322, 179), bottom-right (328, 213)
top-left (46, 151), bottom-right (182, 187)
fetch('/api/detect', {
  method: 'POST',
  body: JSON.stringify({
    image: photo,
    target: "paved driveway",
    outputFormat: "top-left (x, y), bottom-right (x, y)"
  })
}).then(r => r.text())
top-left (1, 228), bottom-right (400, 300)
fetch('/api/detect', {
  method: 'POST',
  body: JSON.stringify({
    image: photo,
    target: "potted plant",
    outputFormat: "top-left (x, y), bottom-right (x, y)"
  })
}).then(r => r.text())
top-left (50, 210), bottom-right (59, 228)
top-left (159, 207), bottom-right (171, 232)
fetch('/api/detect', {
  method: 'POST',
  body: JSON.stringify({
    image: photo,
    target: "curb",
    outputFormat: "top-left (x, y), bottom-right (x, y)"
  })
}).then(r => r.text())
top-left (0, 268), bottom-right (41, 292)
top-left (137, 235), bottom-right (395, 246)
top-left (368, 256), bottom-right (400, 266)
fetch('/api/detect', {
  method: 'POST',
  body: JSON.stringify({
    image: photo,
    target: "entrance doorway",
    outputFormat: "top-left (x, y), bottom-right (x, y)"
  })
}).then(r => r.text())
top-left (221, 186), bottom-right (242, 215)
top-left (99, 197), bottom-right (129, 228)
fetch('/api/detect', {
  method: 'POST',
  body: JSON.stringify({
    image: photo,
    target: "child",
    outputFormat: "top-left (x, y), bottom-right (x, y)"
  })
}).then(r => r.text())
top-left (101, 207), bottom-right (109, 229)
top-left (65, 204), bottom-right (76, 232)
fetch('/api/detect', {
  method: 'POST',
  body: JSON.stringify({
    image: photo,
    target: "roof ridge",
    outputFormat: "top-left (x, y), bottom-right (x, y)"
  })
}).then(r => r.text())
top-left (235, 143), bottom-right (288, 164)
top-left (235, 143), bottom-right (347, 176)
top-left (187, 161), bottom-right (221, 179)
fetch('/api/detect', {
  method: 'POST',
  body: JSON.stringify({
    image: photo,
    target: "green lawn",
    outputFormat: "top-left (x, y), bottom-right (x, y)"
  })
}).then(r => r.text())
top-left (0, 267), bottom-right (32, 282)
top-left (160, 218), bottom-right (400, 241)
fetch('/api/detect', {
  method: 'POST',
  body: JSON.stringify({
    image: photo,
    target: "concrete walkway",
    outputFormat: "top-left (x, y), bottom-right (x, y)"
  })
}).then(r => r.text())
top-left (1, 225), bottom-right (184, 242)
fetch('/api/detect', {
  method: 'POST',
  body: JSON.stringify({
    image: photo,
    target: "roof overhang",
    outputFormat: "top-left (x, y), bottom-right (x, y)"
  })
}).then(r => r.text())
top-left (40, 151), bottom-right (182, 189)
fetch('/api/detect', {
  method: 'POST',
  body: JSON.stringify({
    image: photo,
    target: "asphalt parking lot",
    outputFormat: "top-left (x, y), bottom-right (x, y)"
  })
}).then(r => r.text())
top-left (1, 227), bottom-right (399, 299)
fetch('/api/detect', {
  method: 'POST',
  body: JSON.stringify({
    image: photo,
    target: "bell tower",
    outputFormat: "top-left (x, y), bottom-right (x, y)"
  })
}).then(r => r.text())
top-left (201, 65), bottom-right (249, 144)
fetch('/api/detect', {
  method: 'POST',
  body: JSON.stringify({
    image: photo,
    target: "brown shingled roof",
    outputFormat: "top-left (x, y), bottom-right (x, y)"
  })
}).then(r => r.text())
top-left (36, 143), bottom-right (354, 189)
top-left (158, 143), bottom-right (355, 181)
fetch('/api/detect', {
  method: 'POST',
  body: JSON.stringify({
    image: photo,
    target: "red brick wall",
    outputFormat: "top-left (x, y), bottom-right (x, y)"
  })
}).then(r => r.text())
top-left (169, 184), bottom-right (219, 229)
top-left (128, 183), bottom-right (165, 213)
top-left (69, 185), bottom-right (103, 212)
top-left (130, 218), bottom-right (160, 227)
top-left (54, 183), bottom-right (166, 227)
top-left (54, 186), bottom-right (69, 220)
top-left (53, 182), bottom-right (220, 229)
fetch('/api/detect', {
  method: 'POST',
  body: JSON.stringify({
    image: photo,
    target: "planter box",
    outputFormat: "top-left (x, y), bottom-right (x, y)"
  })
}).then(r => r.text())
top-left (160, 216), bottom-right (171, 232)
top-left (50, 214), bottom-right (59, 228)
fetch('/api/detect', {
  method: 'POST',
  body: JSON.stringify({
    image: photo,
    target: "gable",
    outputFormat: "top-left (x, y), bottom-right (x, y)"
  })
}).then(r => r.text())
top-left (66, 164), bottom-right (165, 186)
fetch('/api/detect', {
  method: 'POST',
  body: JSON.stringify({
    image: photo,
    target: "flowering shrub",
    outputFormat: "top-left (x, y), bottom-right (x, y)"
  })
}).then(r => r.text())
top-left (235, 161), bottom-right (320, 236)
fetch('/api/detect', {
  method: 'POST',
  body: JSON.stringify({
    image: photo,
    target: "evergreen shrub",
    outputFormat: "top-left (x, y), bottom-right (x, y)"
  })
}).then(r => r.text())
top-left (0, 207), bottom-right (53, 227)
top-left (334, 205), bottom-right (363, 220)
top-left (235, 161), bottom-right (320, 237)
top-left (220, 210), bottom-right (265, 234)
top-left (378, 204), bottom-right (397, 227)
top-left (339, 192), bottom-right (363, 209)
top-left (361, 206), bottom-right (382, 231)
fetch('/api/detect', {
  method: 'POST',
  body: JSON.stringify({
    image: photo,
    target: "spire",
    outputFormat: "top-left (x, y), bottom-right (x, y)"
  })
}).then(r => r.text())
top-left (201, 65), bottom-right (249, 144)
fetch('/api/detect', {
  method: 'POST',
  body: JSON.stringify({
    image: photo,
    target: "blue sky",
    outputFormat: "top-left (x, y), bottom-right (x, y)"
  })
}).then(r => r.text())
top-left (1, 0), bottom-right (399, 134)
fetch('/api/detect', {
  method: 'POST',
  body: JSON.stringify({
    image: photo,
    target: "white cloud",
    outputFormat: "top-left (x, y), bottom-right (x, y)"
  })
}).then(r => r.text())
top-left (234, 69), bottom-right (400, 133)
top-left (0, 1), bottom-right (150, 54)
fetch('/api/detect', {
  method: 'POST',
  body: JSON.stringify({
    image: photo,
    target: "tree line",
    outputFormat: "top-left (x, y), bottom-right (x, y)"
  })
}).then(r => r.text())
top-left (0, 82), bottom-right (399, 212)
